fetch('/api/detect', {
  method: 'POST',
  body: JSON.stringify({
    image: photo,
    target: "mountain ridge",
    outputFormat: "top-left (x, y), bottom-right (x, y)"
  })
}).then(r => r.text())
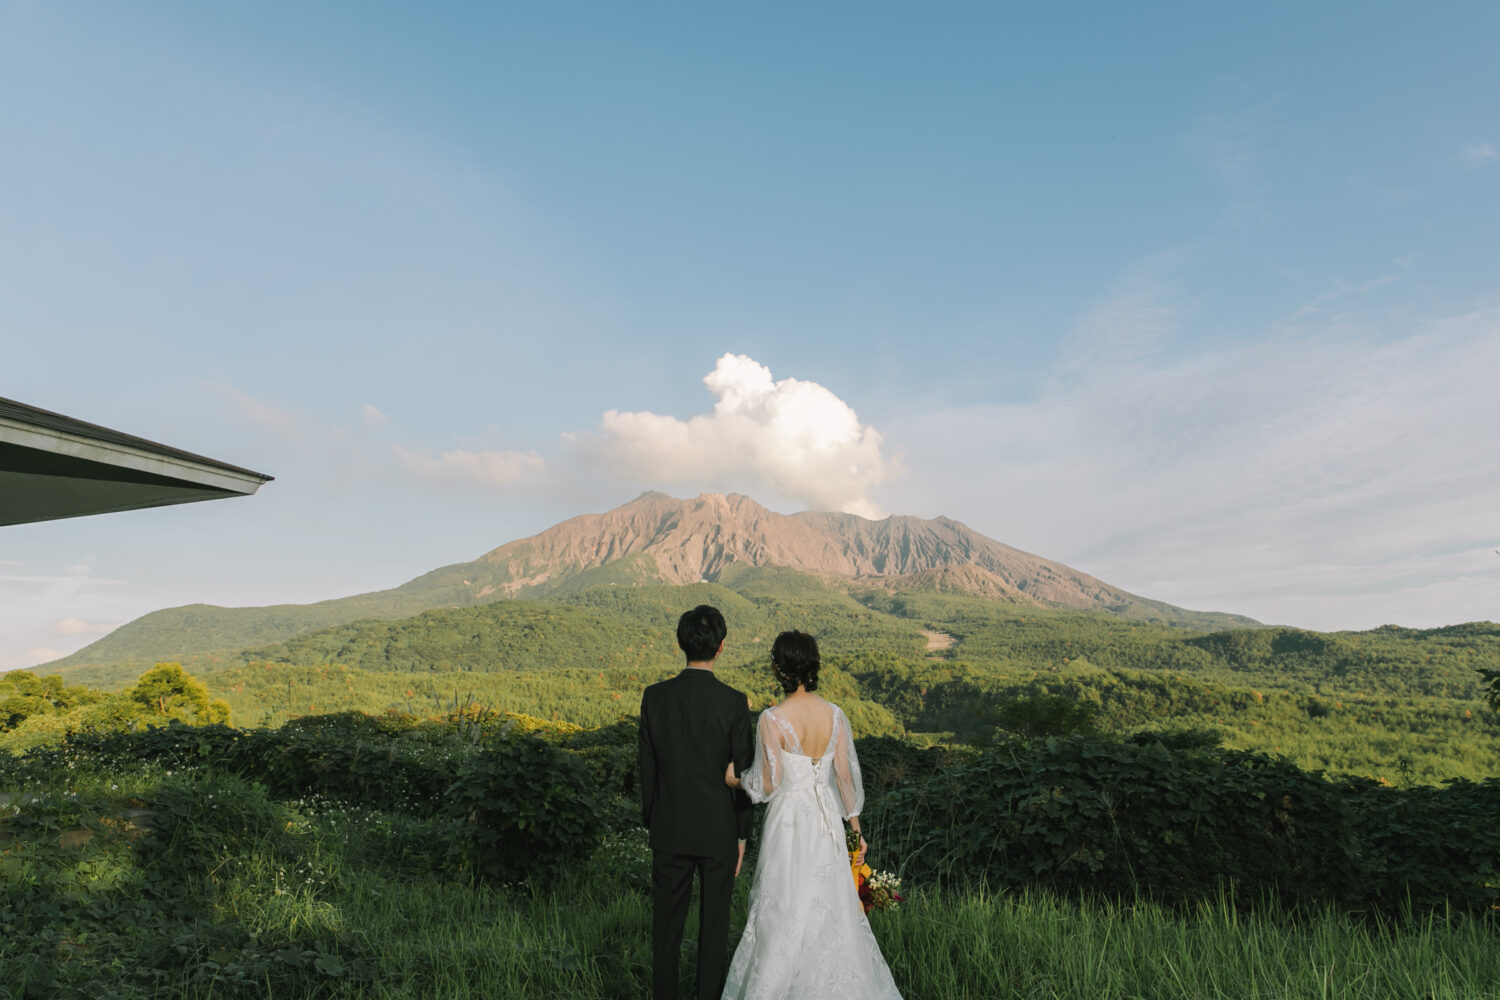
top-left (42, 490), bottom-right (1257, 673)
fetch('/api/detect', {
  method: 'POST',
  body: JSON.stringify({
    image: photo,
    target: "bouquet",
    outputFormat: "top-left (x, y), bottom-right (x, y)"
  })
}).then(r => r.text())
top-left (846, 828), bottom-right (903, 913)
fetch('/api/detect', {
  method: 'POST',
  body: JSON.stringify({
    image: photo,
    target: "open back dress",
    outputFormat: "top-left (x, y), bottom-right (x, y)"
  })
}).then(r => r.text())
top-left (721, 701), bottom-right (902, 999)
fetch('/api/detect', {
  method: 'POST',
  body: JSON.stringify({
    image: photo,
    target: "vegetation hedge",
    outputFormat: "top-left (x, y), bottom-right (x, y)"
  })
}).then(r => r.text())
top-left (29, 714), bottom-right (605, 886)
top-left (861, 733), bottom-right (1500, 915)
top-left (13, 716), bottom-right (1497, 913)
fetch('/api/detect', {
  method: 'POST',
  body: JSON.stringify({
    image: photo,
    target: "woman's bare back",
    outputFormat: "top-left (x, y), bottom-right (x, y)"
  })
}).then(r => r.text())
top-left (774, 690), bottom-right (834, 760)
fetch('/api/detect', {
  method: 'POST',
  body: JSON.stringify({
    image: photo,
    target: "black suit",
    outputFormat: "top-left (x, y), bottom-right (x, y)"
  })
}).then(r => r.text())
top-left (639, 668), bottom-right (754, 1000)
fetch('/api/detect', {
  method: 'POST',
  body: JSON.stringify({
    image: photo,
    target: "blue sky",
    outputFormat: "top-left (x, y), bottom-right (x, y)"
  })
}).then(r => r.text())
top-left (4, 2), bottom-right (1498, 668)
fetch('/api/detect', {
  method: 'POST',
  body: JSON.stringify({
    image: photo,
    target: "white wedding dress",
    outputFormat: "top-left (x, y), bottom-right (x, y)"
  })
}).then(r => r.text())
top-left (722, 702), bottom-right (902, 1000)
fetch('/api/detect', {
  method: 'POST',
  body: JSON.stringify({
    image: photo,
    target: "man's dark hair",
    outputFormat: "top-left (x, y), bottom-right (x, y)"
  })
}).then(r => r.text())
top-left (677, 605), bottom-right (727, 662)
top-left (771, 630), bottom-right (820, 694)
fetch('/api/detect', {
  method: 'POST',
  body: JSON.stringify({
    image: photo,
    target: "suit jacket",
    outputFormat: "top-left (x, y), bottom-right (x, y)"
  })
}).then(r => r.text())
top-left (639, 668), bottom-right (754, 856)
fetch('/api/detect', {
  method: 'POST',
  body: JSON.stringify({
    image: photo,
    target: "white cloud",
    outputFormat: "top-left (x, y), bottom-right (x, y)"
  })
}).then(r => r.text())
top-left (1289, 273), bottom-right (1402, 320)
top-left (1060, 253), bottom-right (1185, 373)
top-left (1458, 141), bottom-right (1498, 169)
top-left (27, 648), bottom-right (61, 663)
top-left (361, 403), bottom-right (390, 428)
top-left (52, 617), bottom-right (116, 636)
top-left (208, 380), bottom-right (301, 437)
top-left (394, 444), bottom-right (545, 488)
top-left (884, 300), bottom-right (1500, 631)
top-left (1185, 101), bottom-right (1275, 228)
top-left (590, 354), bottom-right (895, 519)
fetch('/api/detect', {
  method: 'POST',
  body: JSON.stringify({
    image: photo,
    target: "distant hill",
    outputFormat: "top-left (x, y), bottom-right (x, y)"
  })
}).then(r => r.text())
top-left (40, 490), bottom-right (1256, 683)
top-left (182, 581), bottom-right (1500, 787)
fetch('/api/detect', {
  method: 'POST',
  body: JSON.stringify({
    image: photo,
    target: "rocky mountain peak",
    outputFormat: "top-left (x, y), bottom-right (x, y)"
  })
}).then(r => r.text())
top-left (456, 492), bottom-right (1218, 623)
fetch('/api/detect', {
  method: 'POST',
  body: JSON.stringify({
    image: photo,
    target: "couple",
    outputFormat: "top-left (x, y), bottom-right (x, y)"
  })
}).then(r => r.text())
top-left (638, 605), bottom-right (902, 999)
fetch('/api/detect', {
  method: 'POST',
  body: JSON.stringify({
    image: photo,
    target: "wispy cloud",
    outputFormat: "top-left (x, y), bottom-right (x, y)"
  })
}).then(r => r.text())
top-left (1457, 141), bottom-right (1498, 169)
top-left (885, 297), bottom-right (1500, 631)
top-left (1185, 101), bottom-right (1275, 228)
top-left (52, 617), bottom-right (117, 637)
top-left (0, 571), bottom-right (124, 588)
top-left (586, 354), bottom-right (896, 519)
top-left (1060, 253), bottom-right (1185, 374)
top-left (1289, 273), bottom-right (1403, 320)
top-left (393, 444), bottom-right (545, 488)
top-left (207, 380), bottom-right (301, 438)
top-left (361, 403), bottom-right (390, 428)
top-left (0, 559), bottom-right (130, 668)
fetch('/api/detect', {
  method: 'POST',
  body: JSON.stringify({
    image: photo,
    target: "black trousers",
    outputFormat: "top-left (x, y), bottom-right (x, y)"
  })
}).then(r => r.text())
top-left (651, 849), bottom-right (736, 1000)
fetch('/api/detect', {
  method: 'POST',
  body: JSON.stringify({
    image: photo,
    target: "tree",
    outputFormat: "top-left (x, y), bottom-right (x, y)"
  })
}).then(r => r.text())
top-left (1480, 666), bottom-right (1500, 714)
top-left (130, 662), bottom-right (231, 725)
top-left (993, 694), bottom-right (1099, 740)
top-left (0, 670), bottom-right (97, 730)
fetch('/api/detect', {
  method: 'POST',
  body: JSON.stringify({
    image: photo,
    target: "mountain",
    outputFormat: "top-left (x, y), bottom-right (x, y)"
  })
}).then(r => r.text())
top-left (42, 491), bottom-right (1256, 677)
top-left (407, 491), bottom-right (1255, 622)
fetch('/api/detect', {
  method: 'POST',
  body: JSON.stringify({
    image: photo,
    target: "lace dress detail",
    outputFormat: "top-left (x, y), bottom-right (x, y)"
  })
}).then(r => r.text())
top-left (722, 704), bottom-right (902, 999)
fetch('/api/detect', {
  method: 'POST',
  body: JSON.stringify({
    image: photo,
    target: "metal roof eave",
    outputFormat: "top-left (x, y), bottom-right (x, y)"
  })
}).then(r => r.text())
top-left (0, 396), bottom-right (273, 526)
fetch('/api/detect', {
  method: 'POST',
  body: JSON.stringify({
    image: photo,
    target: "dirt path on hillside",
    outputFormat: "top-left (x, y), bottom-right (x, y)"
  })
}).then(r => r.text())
top-left (921, 629), bottom-right (956, 653)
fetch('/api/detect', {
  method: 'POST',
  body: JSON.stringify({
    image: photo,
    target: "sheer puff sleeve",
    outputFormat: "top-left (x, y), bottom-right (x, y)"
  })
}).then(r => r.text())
top-left (739, 708), bottom-right (784, 804)
top-left (828, 705), bottom-right (864, 819)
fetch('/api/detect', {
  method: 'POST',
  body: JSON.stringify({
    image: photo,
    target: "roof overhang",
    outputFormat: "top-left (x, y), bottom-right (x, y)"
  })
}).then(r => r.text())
top-left (0, 397), bottom-right (273, 526)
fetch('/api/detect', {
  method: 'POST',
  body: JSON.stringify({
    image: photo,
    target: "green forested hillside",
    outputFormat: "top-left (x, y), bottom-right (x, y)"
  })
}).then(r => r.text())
top-left (40, 490), bottom-right (1261, 674)
top-left (35, 569), bottom-right (1500, 785)
top-left (853, 591), bottom-right (1495, 699)
top-left (41, 589), bottom-right (461, 681)
top-left (238, 580), bottom-right (926, 674)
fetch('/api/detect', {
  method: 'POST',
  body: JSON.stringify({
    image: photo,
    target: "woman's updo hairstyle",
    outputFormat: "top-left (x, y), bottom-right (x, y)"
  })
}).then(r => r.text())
top-left (771, 630), bottom-right (820, 695)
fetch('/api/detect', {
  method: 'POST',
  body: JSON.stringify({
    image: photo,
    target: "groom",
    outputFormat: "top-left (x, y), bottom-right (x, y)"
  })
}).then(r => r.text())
top-left (639, 604), bottom-right (754, 1000)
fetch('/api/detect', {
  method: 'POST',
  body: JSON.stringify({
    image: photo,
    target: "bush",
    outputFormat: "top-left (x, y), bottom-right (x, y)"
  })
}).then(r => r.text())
top-left (444, 732), bottom-right (608, 885)
top-left (13, 713), bottom-right (1496, 912)
top-left (865, 732), bottom-right (1500, 915)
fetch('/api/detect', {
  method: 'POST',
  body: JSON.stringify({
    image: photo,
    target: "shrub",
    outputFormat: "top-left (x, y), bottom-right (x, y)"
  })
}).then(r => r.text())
top-left (865, 732), bottom-right (1500, 915)
top-left (444, 732), bottom-right (608, 886)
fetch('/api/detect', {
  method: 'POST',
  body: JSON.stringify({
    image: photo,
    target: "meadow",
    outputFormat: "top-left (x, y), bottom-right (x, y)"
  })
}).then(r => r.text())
top-left (8, 576), bottom-right (1500, 998)
top-left (2, 709), bottom-right (1497, 999)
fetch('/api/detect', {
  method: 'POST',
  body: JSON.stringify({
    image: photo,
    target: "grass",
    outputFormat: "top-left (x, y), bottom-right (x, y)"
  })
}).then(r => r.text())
top-left (882, 886), bottom-right (1500, 999)
top-left (3, 758), bottom-right (1499, 999)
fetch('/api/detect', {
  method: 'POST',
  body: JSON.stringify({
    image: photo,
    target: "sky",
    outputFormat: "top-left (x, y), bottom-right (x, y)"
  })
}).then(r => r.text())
top-left (3, 1), bottom-right (1498, 669)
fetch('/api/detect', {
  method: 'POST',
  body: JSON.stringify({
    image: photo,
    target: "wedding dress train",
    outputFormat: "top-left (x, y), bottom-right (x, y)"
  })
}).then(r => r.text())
top-left (722, 703), bottom-right (902, 999)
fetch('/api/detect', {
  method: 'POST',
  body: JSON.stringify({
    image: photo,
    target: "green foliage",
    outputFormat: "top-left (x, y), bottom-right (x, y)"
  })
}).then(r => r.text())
top-left (0, 664), bottom-right (230, 756)
top-left (30, 577), bottom-right (1500, 788)
top-left (1349, 775), bottom-right (1500, 912)
top-left (992, 694), bottom-right (1100, 739)
top-left (1480, 664), bottom-right (1500, 714)
top-left (41, 586), bottom-right (468, 674)
top-left (130, 662), bottom-right (230, 725)
top-left (4, 710), bottom-right (1500, 999)
top-left (32, 712), bottom-right (622, 890)
top-left (862, 732), bottom-right (1500, 914)
top-left (445, 733), bottom-right (607, 885)
top-left (0, 671), bottom-right (99, 729)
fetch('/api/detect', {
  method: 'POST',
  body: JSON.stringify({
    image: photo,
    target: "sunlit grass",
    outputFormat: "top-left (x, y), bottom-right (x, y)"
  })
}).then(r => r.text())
top-left (4, 757), bottom-right (1498, 999)
top-left (878, 885), bottom-right (1500, 999)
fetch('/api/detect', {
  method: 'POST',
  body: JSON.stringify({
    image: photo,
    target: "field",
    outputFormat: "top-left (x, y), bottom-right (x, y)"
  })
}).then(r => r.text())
top-left (7, 576), bottom-right (1500, 998)
top-left (3, 711), bottom-right (1498, 999)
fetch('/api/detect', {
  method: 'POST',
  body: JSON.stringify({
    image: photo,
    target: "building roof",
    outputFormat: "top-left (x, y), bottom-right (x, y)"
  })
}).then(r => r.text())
top-left (0, 396), bottom-right (273, 526)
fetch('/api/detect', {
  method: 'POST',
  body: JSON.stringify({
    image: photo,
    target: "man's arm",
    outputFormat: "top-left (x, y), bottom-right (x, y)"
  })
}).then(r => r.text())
top-left (730, 694), bottom-right (754, 843)
top-left (638, 694), bottom-right (655, 828)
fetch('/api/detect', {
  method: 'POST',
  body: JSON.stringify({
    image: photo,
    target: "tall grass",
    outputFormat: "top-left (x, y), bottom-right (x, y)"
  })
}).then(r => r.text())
top-left (881, 886), bottom-right (1500, 999)
top-left (3, 759), bottom-right (1498, 999)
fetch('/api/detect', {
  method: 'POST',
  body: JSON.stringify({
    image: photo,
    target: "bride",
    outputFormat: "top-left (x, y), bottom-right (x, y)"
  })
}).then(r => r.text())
top-left (721, 631), bottom-right (903, 999)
